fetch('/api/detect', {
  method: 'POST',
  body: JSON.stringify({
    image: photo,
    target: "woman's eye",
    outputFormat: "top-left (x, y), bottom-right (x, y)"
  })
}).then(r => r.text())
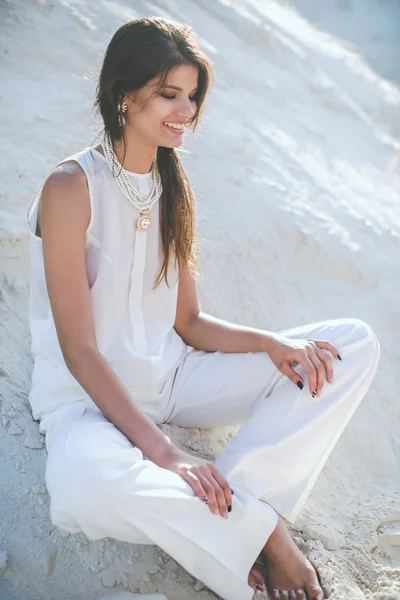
top-left (160, 93), bottom-right (198, 102)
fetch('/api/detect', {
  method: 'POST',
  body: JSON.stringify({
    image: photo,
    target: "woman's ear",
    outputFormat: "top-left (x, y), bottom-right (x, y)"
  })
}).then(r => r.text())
top-left (123, 92), bottom-right (135, 106)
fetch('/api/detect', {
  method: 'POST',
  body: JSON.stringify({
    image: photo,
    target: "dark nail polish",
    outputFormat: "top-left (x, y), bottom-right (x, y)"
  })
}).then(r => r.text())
top-left (338, 354), bottom-right (342, 361)
top-left (312, 391), bottom-right (316, 398)
top-left (228, 505), bottom-right (232, 513)
top-left (297, 381), bottom-right (304, 390)
top-left (231, 489), bottom-right (234, 495)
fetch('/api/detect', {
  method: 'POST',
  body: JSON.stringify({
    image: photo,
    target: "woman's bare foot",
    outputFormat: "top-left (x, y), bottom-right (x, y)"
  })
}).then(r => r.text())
top-left (248, 558), bottom-right (266, 592)
top-left (261, 516), bottom-right (324, 600)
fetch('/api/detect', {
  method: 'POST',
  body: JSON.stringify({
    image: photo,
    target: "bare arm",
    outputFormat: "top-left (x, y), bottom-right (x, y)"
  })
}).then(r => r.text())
top-left (39, 163), bottom-right (232, 518)
top-left (39, 162), bottom-right (174, 463)
top-left (174, 265), bottom-right (276, 353)
top-left (174, 266), bottom-right (340, 395)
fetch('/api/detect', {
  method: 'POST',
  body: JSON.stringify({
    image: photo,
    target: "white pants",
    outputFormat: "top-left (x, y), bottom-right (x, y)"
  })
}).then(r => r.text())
top-left (42, 318), bottom-right (380, 600)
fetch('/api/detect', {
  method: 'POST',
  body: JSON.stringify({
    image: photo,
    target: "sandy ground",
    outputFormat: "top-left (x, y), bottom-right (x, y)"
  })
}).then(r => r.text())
top-left (0, 0), bottom-right (399, 599)
top-left (292, 0), bottom-right (400, 83)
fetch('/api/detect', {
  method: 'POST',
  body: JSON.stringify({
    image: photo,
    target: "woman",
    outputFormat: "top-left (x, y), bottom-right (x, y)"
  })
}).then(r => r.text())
top-left (27, 16), bottom-right (380, 600)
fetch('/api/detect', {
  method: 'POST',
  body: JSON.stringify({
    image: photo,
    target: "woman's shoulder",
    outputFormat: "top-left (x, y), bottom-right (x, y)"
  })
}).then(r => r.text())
top-left (41, 144), bottom-right (107, 220)
top-left (28, 147), bottom-right (96, 239)
top-left (43, 159), bottom-right (89, 197)
top-left (44, 143), bottom-right (105, 191)
top-left (39, 161), bottom-right (89, 229)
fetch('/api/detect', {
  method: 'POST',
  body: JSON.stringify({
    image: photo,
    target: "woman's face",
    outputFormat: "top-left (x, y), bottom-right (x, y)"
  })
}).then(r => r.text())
top-left (124, 63), bottom-right (199, 149)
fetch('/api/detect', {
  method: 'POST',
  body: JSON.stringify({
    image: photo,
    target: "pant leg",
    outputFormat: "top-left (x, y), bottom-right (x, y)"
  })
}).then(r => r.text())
top-left (44, 399), bottom-right (276, 600)
top-left (163, 347), bottom-right (279, 428)
top-left (168, 318), bottom-right (381, 523)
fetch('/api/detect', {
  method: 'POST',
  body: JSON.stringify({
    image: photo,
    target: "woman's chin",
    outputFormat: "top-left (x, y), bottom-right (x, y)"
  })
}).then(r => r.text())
top-left (157, 134), bottom-right (184, 149)
top-left (158, 143), bottom-right (183, 150)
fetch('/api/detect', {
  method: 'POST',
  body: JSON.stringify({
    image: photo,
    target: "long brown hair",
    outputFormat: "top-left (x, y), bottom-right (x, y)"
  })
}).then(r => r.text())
top-left (94, 17), bottom-right (214, 287)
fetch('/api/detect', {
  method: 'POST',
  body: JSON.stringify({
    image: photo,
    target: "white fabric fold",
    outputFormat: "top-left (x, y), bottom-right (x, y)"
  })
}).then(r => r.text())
top-left (129, 226), bottom-right (148, 356)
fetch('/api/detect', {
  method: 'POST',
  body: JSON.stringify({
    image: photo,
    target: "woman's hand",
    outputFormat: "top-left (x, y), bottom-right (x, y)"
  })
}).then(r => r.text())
top-left (156, 446), bottom-right (232, 519)
top-left (265, 333), bottom-right (342, 397)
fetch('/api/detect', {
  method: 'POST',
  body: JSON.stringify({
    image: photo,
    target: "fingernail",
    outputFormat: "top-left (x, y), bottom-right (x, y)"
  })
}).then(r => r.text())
top-left (312, 391), bottom-right (316, 397)
top-left (338, 353), bottom-right (342, 360)
top-left (223, 512), bottom-right (228, 519)
top-left (255, 584), bottom-right (263, 591)
top-left (297, 381), bottom-right (304, 390)
top-left (213, 508), bottom-right (219, 515)
top-left (228, 505), bottom-right (232, 512)
top-left (203, 496), bottom-right (208, 503)
top-left (230, 489), bottom-right (234, 495)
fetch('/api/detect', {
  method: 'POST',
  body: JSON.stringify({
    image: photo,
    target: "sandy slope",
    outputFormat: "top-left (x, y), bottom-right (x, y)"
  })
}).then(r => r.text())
top-left (0, 0), bottom-right (399, 598)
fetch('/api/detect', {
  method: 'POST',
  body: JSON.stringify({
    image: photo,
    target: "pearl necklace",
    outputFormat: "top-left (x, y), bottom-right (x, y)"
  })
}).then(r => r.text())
top-left (101, 131), bottom-right (163, 231)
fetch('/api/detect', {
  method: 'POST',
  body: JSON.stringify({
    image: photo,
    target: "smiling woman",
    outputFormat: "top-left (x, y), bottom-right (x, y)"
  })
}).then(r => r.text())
top-left (26, 15), bottom-right (381, 600)
top-left (92, 18), bottom-right (213, 287)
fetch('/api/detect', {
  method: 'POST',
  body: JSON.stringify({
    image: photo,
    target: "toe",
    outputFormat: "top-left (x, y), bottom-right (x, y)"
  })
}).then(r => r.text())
top-left (249, 562), bottom-right (266, 591)
top-left (249, 577), bottom-right (263, 592)
top-left (251, 563), bottom-right (265, 586)
top-left (290, 592), bottom-right (296, 600)
top-left (296, 589), bottom-right (306, 600)
top-left (305, 564), bottom-right (324, 600)
top-left (309, 560), bottom-right (323, 584)
top-left (307, 585), bottom-right (324, 600)
top-left (280, 591), bottom-right (289, 600)
top-left (309, 559), bottom-right (329, 598)
top-left (273, 590), bottom-right (280, 600)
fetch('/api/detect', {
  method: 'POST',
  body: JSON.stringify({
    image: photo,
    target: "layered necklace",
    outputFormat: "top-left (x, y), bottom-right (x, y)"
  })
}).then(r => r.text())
top-left (101, 131), bottom-right (163, 232)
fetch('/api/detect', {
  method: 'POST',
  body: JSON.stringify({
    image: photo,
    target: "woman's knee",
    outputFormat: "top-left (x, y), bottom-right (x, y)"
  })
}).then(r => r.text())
top-left (350, 318), bottom-right (380, 354)
top-left (47, 457), bottom-right (108, 532)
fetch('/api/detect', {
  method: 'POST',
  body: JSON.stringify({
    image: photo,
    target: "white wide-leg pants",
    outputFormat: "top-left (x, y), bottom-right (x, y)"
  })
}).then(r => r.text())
top-left (41, 318), bottom-right (380, 600)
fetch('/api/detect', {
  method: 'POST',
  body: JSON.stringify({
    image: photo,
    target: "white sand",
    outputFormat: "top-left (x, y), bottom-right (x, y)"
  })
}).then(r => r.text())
top-left (0, 0), bottom-right (399, 599)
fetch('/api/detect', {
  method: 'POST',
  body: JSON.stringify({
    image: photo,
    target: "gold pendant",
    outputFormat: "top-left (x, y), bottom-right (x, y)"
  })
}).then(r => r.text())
top-left (137, 210), bottom-right (152, 232)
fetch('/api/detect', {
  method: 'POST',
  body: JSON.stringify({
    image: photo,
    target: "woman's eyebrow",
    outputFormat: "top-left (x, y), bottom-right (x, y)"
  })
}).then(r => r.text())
top-left (164, 85), bottom-right (198, 93)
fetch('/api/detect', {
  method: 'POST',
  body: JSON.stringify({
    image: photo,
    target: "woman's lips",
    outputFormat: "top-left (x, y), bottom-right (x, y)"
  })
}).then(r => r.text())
top-left (163, 123), bottom-right (185, 135)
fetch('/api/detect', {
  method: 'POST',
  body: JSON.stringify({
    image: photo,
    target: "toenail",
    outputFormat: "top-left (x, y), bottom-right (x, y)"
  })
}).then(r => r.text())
top-left (281, 592), bottom-right (289, 597)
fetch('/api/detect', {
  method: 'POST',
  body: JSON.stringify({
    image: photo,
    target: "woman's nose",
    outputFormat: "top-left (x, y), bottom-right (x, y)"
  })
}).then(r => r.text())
top-left (176, 97), bottom-right (196, 118)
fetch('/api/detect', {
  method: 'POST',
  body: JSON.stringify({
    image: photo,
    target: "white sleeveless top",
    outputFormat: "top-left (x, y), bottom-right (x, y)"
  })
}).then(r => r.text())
top-left (27, 146), bottom-right (188, 421)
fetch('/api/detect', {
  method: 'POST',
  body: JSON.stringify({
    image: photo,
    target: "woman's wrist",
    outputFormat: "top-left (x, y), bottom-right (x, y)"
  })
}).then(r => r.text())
top-left (149, 434), bottom-right (179, 467)
top-left (259, 330), bottom-right (279, 354)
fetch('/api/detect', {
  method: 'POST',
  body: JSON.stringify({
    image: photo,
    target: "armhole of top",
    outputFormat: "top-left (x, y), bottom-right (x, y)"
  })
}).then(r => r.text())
top-left (26, 154), bottom-right (95, 243)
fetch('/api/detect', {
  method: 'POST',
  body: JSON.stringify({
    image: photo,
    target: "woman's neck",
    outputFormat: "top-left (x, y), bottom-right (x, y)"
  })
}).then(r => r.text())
top-left (99, 130), bottom-right (157, 174)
